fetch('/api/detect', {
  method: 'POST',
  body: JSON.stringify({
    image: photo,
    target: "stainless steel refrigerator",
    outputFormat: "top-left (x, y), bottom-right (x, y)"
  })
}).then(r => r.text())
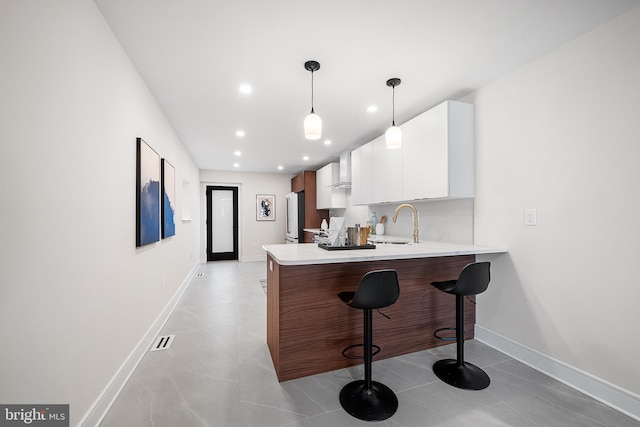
top-left (285, 191), bottom-right (305, 244)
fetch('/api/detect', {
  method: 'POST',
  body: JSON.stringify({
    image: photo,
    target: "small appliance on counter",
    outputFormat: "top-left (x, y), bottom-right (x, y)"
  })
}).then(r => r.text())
top-left (318, 223), bottom-right (376, 251)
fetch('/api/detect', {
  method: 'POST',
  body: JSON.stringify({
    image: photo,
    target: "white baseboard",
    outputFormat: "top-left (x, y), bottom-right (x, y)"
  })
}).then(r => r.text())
top-left (78, 261), bottom-right (201, 427)
top-left (475, 325), bottom-right (640, 422)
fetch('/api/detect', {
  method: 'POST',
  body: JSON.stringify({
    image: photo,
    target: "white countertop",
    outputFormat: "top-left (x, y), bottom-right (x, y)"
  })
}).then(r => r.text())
top-left (367, 235), bottom-right (412, 244)
top-left (263, 241), bottom-right (507, 265)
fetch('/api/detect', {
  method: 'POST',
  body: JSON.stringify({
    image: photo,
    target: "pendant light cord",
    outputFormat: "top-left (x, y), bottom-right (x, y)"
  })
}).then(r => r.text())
top-left (392, 85), bottom-right (396, 126)
top-left (310, 70), bottom-right (315, 113)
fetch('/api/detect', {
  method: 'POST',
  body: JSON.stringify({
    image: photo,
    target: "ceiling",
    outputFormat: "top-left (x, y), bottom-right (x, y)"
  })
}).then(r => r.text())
top-left (94, 0), bottom-right (639, 175)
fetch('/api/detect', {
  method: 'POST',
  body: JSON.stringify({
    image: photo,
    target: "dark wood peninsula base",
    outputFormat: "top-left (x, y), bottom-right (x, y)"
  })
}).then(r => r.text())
top-left (266, 253), bottom-right (476, 382)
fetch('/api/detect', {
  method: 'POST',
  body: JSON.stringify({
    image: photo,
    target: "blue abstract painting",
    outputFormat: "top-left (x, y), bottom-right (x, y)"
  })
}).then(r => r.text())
top-left (161, 159), bottom-right (176, 238)
top-left (137, 138), bottom-right (161, 247)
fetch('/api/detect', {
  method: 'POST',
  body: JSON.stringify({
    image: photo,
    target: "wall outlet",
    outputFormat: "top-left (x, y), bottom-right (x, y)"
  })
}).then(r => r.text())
top-left (524, 209), bottom-right (537, 226)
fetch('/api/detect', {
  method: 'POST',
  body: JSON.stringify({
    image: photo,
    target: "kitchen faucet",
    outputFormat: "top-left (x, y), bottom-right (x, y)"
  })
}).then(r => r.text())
top-left (392, 203), bottom-right (419, 243)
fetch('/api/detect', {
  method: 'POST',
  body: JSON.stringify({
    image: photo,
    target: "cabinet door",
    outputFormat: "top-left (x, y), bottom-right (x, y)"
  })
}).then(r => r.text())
top-left (447, 101), bottom-right (475, 198)
top-left (360, 141), bottom-right (374, 205)
top-left (422, 102), bottom-right (449, 198)
top-left (316, 164), bottom-right (328, 209)
top-left (373, 134), bottom-right (402, 203)
top-left (350, 145), bottom-right (363, 205)
top-left (402, 115), bottom-right (422, 200)
top-left (372, 136), bottom-right (386, 204)
top-left (352, 142), bottom-right (373, 205)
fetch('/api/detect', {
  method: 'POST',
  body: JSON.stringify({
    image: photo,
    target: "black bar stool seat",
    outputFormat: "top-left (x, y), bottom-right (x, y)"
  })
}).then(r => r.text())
top-left (431, 261), bottom-right (491, 390)
top-left (338, 269), bottom-right (400, 421)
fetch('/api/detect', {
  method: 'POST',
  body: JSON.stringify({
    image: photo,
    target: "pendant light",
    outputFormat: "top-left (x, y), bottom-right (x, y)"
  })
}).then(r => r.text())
top-left (385, 78), bottom-right (402, 149)
top-left (304, 60), bottom-right (322, 140)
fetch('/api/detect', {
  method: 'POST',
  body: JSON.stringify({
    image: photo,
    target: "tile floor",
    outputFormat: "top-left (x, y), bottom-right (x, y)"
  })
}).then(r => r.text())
top-left (100, 261), bottom-right (638, 427)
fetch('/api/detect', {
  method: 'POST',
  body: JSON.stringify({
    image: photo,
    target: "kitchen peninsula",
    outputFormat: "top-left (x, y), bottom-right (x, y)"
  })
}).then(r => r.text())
top-left (263, 241), bottom-right (506, 382)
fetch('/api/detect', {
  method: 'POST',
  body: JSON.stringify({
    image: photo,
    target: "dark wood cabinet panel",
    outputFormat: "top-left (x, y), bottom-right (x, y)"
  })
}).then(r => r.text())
top-left (291, 172), bottom-right (305, 193)
top-left (291, 171), bottom-right (329, 231)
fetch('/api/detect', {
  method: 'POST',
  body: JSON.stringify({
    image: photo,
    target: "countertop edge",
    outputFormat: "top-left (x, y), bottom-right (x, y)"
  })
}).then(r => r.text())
top-left (262, 242), bottom-right (507, 266)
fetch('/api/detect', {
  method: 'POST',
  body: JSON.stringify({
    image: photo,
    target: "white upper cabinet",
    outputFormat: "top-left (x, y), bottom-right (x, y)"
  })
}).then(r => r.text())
top-left (350, 143), bottom-right (373, 206)
top-left (422, 101), bottom-right (474, 199)
top-left (401, 114), bottom-right (423, 200)
top-left (316, 162), bottom-right (346, 209)
top-left (422, 102), bottom-right (450, 198)
top-left (351, 100), bottom-right (474, 205)
top-left (350, 146), bottom-right (362, 205)
top-left (371, 136), bottom-right (386, 204)
top-left (373, 135), bottom-right (403, 203)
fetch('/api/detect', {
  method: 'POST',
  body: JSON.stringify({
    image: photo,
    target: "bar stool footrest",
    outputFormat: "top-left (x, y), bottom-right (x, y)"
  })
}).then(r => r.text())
top-left (434, 327), bottom-right (457, 341)
top-left (342, 343), bottom-right (381, 360)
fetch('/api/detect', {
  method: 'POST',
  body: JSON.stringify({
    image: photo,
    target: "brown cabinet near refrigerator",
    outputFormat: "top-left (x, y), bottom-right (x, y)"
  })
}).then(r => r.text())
top-left (292, 171), bottom-right (329, 243)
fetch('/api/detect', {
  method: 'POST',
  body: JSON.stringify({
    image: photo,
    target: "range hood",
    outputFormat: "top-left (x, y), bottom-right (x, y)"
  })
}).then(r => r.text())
top-left (332, 151), bottom-right (351, 189)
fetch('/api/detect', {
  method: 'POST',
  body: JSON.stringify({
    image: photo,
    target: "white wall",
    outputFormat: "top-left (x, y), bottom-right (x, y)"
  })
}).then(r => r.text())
top-left (200, 170), bottom-right (293, 262)
top-left (0, 1), bottom-right (200, 425)
top-left (469, 6), bottom-right (640, 400)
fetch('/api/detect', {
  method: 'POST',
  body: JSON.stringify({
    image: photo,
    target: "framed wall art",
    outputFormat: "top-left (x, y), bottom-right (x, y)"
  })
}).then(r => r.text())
top-left (161, 159), bottom-right (176, 238)
top-left (256, 194), bottom-right (275, 221)
top-left (136, 137), bottom-right (161, 247)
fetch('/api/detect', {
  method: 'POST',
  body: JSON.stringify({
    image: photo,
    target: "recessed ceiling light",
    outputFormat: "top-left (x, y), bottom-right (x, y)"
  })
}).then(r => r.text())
top-left (234, 151), bottom-right (241, 156)
top-left (277, 165), bottom-right (284, 170)
top-left (239, 84), bottom-right (252, 94)
top-left (324, 139), bottom-right (332, 145)
top-left (303, 156), bottom-right (309, 161)
top-left (367, 105), bottom-right (378, 113)
top-left (236, 130), bottom-right (245, 137)
top-left (233, 163), bottom-right (239, 168)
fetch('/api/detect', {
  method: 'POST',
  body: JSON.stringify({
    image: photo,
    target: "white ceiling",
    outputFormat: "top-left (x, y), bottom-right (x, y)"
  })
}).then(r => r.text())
top-left (94, 0), bottom-right (639, 174)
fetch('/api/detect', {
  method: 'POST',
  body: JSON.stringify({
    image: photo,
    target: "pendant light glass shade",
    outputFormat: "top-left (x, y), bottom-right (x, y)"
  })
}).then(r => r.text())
top-left (385, 124), bottom-right (402, 149)
top-left (385, 78), bottom-right (402, 149)
top-left (304, 60), bottom-right (321, 140)
top-left (304, 109), bottom-right (322, 140)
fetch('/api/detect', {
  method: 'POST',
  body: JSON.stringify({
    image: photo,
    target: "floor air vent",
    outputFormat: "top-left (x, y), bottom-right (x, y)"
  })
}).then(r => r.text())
top-left (150, 334), bottom-right (175, 352)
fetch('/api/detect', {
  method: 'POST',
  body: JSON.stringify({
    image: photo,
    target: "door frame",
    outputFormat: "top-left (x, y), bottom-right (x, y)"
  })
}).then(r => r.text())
top-left (206, 185), bottom-right (239, 261)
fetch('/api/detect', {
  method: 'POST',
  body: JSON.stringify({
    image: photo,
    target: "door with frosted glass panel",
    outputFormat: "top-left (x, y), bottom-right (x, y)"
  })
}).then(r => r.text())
top-left (206, 186), bottom-right (239, 261)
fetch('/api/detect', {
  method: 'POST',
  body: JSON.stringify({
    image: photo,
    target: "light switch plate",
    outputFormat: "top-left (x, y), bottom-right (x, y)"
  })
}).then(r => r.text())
top-left (524, 209), bottom-right (537, 226)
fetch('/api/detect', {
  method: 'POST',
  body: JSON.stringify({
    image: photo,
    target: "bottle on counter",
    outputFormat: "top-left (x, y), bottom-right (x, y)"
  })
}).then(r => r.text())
top-left (370, 212), bottom-right (378, 235)
top-left (321, 218), bottom-right (328, 230)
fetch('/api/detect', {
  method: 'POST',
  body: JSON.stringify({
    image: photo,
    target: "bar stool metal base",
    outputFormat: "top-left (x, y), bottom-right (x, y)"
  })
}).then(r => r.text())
top-left (433, 359), bottom-right (490, 390)
top-left (339, 380), bottom-right (398, 421)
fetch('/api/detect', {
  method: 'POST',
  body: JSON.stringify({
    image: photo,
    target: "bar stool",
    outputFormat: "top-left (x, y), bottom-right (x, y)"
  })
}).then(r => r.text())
top-left (338, 269), bottom-right (400, 421)
top-left (431, 261), bottom-right (491, 390)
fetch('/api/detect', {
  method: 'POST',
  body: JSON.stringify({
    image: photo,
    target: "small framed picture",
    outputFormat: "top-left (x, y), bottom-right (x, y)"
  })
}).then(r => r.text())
top-left (256, 194), bottom-right (275, 221)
